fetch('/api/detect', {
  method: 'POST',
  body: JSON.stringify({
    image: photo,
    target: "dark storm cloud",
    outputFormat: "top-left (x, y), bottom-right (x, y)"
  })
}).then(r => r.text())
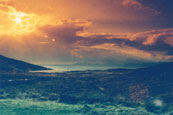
top-left (39, 24), bottom-right (83, 45)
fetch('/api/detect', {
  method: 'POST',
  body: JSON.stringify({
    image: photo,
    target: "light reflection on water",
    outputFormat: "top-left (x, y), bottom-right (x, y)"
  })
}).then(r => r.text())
top-left (34, 65), bottom-right (117, 73)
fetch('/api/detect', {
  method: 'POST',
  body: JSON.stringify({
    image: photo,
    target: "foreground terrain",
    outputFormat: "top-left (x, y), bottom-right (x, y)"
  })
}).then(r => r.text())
top-left (0, 63), bottom-right (173, 114)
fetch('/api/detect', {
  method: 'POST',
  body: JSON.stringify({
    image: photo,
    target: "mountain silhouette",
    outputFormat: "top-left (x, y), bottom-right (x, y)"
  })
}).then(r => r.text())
top-left (0, 55), bottom-right (51, 72)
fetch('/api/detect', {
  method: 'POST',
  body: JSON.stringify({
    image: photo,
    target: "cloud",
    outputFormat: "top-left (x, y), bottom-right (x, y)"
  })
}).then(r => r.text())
top-left (0, 0), bottom-right (11, 3)
top-left (1, 0), bottom-right (168, 34)
top-left (0, 13), bottom-right (173, 65)
top-left (0, 19), bottom-right (92, 64)
top-left (74, 28), bottom-right (173, 62)
top-left (0, 3), bottom-right (15, 15)
top-left (1, 18), bottom-right (173, 65)
top-left (39, 19), bottom-right (92, 45)
top-left (0, 0), bottom-right (171, 65)
top-left (121, 0), bottom-right (142, 8)
top-left (110, 0), bottom-right (158, 15)
top-left (165, 37), bottom-right (173, 46)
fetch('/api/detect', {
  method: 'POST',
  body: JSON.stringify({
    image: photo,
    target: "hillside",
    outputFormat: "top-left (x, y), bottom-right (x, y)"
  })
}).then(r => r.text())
top-left (0, 61), bottom-right (173, 114)
top-left (0, 55), bottom-right (51, 72)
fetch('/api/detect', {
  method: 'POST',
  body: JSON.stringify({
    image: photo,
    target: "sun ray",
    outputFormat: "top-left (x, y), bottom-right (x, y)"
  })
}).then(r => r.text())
top-left (7, 11), bottom-right (39, 35)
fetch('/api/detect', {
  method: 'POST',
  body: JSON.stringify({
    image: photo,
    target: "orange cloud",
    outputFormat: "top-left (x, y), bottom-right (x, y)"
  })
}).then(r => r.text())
top-left (165, 37), bottom-right (173, 46)
top-left (0, 21), bottom-right (173, 65)
top-left (74, 43), bottom-right (173, 62)
top-left (0, 0), bottom-right (171, 65)
top-left (122, 0), bottom-right (142, 8)
top-left (73, 28), bottom-right (173, 63)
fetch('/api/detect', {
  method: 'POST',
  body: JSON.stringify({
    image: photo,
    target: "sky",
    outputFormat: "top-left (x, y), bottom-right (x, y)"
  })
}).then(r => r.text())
top-left (0, 0), bottom-right (173, 67)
